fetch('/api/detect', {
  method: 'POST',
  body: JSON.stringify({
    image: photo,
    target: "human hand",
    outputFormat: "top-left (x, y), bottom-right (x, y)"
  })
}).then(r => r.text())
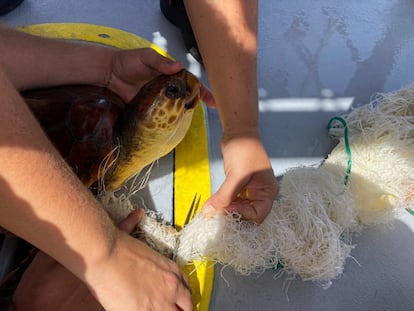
top-left (86, 213), bottom-right (192, 311)
top-left (202, 136), bottom-right (278, 224)
top-left (106, 48), bottom-right (215, 107)
top-left (13, 209), bottom-right (144, 311)
top-left (14, 209), bottom-right (192, 311)
top-left (105, 48), bottom-right (182, 101)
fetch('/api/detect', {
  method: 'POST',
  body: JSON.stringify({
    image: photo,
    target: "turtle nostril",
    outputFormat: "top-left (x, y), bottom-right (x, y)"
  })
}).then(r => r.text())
top-left (184, 98), bottom-right (197, 109)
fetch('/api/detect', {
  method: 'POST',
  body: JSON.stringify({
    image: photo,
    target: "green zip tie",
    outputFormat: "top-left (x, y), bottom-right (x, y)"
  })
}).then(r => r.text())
top-left (327, 116), bottom-right (352, 185)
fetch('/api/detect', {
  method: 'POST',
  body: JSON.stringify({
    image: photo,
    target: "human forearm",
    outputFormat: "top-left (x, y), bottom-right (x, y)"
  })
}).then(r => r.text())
top-left (184, 0), bottom-right (259, 139)
top-left (184, 1), bottom-right (277, 222)
top-left (0, 66), bottom-right (117, 279)
top-left (0, 26), bottom-right (115, 90)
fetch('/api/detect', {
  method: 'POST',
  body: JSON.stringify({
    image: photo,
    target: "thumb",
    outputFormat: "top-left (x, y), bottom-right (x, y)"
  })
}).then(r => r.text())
top-left (151, 57), bottom-right (183, 75)
top-left (202, 175), bottom-right (247, 217)
top-left (117, 208), bottom-right (145, 233)
top-left (137, 48), bottom-right (183, 75)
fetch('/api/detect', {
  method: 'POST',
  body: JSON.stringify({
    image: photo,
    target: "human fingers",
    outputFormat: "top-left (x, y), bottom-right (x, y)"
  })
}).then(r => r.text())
top-left (228, 184), bottom-right (276, 223)
top-left (109, 48), bottom-right (183, 101)
top-left (234, 170), bottom-right (278, 223)
top-left (169, 269), bottom-right (193, 311)
top-left (200, 84), bottom-right (216, 108)
top-left (202, 173), bottom-right (249, 218)
top-left (150, 262), bottom-right (193, 311)
top-left (117, 208), bottom-right (144, 233)
top-left (175, 283), bottom-right (194, 311)
top-left (139, 48), bottom-right (183, 75)
top-left (203, 170), bottom-right (278, 223)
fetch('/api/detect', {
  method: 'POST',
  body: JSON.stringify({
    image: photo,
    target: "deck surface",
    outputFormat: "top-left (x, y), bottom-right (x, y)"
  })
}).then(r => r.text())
top-left (2, 1), bottom-right (414, 310)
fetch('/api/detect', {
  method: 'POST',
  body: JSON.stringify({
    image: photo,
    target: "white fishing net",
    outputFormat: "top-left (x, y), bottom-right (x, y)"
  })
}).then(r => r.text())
top-left (101, 83), bottom-right (414, 286)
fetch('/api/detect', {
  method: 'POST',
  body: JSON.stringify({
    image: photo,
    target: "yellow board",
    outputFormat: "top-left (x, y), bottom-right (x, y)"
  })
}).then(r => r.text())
top-left (19, 23), bottom-right (214, 311)
top-left (174, 90), bottom-right (214, 310)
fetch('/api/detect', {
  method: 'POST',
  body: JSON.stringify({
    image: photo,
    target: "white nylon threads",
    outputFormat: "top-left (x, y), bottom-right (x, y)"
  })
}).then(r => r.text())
top-left (175, 166), bottom-right (355, 284)
top-left (99, 190), bottom-right (178, 258)
top-left (177, 211), bottom-right (278, 275)
top-left (138, 210), bottom-right (178, 258)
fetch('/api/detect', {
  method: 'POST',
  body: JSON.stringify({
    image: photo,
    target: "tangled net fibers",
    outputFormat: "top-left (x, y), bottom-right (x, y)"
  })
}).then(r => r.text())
top-left (102, 83), bottom-right (414, 286)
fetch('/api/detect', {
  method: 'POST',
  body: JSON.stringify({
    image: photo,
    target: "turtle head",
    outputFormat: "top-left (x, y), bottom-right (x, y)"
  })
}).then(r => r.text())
top-left (108, 69), bottom-right (201, 190)
top-left (128, 69), bottom-right (200, 125)
top-left (163, 70), bottom-right (200, 110)
top-left (145, 69), bottom-right (200, 118)
top-left (133, 69), bottom-right (201, 141)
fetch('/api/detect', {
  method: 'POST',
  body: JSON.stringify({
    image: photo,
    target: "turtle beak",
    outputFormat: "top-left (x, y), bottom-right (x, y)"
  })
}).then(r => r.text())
top-left (183, 71), bottom-right (201, 110)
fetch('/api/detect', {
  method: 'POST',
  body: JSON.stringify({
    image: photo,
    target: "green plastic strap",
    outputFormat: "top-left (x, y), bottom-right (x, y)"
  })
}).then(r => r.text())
top-left (327, 116), bottom-right (352, 185)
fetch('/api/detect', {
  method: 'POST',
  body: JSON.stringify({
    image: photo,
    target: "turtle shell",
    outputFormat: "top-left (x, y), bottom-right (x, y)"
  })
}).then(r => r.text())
top-left (23, 85), bottom-right (125, 187)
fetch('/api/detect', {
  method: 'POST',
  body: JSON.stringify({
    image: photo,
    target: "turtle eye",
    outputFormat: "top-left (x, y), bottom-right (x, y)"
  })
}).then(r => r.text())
top-left (165, 84), bottom-right (183, 99)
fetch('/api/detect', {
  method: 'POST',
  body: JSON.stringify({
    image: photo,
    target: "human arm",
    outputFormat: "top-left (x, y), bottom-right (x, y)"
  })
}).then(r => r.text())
top-left (0, 26), bottom-right (192, 310)
top-left (184, 0), bottom-right (278, 223)
top-left (0, 26), bottom-right (182, 99)
top-left (0, 26), bottom-right (215, 105)
top-left (13, 209), bottom-right (145, 311)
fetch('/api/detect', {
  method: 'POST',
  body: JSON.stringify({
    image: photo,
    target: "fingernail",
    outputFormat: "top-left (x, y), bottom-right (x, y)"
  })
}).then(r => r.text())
top-left (164, 58), bottom-right (180, 67)
top-left (202, 204), bottom-right (216, 218)
top-left (164, 58), bottom-right (175, 65)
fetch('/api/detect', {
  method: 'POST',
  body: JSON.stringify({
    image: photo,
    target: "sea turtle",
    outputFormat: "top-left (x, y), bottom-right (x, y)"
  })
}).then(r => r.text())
top-left (22, 69), bottom-right (201, 191)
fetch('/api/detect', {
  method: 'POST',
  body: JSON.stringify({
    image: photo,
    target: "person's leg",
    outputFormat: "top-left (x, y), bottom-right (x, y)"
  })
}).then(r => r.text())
top-left (160, 0), bottom-right (203, 64)
top-left (0, 0), bottom-right (24, 16)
